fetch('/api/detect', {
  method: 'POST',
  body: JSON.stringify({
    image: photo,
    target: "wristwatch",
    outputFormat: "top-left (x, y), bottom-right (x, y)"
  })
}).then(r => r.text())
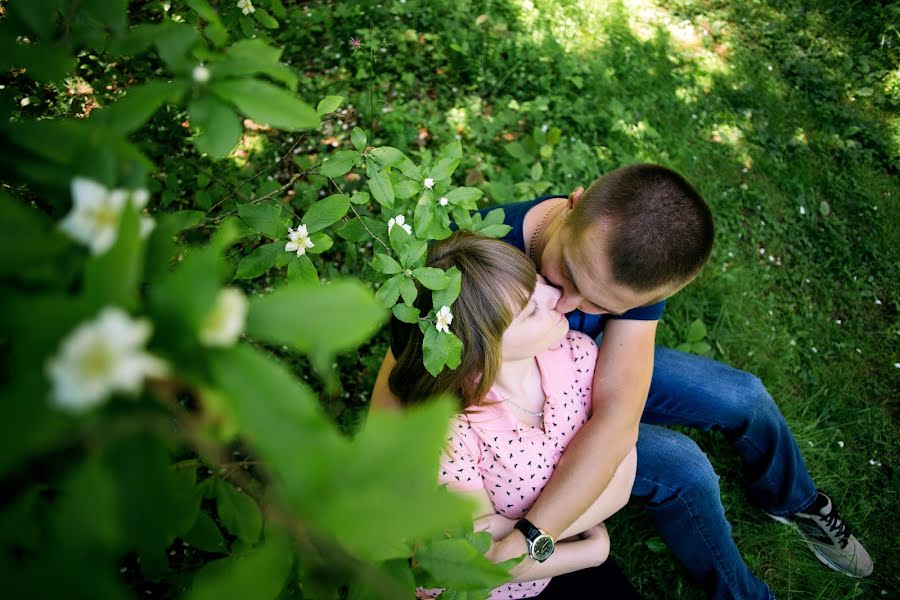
top-left (514, 518), bottom-right (555, 562)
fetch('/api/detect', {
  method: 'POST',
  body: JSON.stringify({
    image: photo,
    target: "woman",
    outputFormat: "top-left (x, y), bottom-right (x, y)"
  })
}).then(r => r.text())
top-left (387, 231), bottom-right (638, 599)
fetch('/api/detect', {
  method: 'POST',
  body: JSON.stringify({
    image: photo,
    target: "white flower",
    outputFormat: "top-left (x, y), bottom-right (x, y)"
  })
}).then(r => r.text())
top-left (192, 64), bottom-right (211, 84)
top-left (439, 196), bottom-right (449, 207)
top-left (199, 288), bottom-right (248, 347)
top-left (838, 440), bottom-right (845, 448)
top-left (387, 214), bottom-right (412, 235)
top-left (799, 205), bottom-right (806, 215)
top-left (423, 177), bottom-right (435, 190)
top-left (45, 307), bottom-right (169, 412)
top-left (237, 0), bottom-right (255, 15)
top-left (435, 305), bottom-right (453, 334)
top-left (541, 123), bottom-right (549, 133)
top-left (59, 178), bottom-right (152, 255)
top-left (285, 224), bottom-right (315, 256)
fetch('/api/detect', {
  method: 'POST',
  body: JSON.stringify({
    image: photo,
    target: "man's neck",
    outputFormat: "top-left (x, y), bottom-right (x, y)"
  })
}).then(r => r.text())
top-left (530, 198), bottom-right (568, 269)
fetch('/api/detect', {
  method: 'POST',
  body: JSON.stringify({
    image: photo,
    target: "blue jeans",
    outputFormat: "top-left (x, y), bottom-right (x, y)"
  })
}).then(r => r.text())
top-left (631, 347), bottom-right (817, 600)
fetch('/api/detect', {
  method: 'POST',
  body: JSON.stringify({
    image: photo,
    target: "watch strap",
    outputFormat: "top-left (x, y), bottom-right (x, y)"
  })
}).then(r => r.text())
top-left (514, 518), bottom-right (543, 542)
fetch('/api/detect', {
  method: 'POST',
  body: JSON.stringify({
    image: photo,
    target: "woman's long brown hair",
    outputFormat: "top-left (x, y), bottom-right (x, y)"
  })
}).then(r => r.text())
top-left (389, 231), bottom-right (536, 409)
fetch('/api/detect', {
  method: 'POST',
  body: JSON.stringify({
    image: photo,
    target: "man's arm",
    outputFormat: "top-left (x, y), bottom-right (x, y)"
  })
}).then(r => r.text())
top-left (489, 319), bottom-right (657, 560)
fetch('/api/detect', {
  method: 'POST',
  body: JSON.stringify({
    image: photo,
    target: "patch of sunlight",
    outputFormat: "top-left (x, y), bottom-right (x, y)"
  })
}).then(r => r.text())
top-left (710, 120), bottom-right (752, 166)
top-left (229, 130), bottom-right (266, 168)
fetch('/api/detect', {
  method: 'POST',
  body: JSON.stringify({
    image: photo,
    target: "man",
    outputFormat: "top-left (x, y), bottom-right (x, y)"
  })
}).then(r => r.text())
top-left (371, 164), bottom-right (872, 598)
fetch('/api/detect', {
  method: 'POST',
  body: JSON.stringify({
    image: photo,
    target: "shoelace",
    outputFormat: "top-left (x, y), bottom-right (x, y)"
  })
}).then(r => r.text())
top-left (821, 507), bottom-right (852, 549)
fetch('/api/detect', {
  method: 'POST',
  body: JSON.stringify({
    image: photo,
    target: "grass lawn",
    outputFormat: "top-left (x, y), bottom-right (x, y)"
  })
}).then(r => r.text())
top-left (272, 0), bottom-right (898, 597)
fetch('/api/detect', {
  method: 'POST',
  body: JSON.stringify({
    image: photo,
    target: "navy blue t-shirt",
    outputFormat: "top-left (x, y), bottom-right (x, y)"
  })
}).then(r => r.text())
top-left (481, 195), bottom-right (666, 339)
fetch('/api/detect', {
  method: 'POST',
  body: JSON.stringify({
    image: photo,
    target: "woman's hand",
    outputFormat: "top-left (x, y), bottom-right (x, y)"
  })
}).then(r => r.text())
top-left (474, 513), bottom-right (517, 541)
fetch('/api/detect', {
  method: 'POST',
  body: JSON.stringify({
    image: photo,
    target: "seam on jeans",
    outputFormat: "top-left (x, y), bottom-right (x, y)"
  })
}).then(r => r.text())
top-left (636, 474), bottom-right (746, 596)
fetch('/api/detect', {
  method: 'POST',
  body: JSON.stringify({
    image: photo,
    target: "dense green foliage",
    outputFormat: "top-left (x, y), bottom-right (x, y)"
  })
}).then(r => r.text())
top-left (1, 0), bottom-right (897, 598)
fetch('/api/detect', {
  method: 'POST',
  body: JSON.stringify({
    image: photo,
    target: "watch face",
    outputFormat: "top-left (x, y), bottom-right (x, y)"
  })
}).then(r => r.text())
top-left (532, 535), bottom-right (554, 562)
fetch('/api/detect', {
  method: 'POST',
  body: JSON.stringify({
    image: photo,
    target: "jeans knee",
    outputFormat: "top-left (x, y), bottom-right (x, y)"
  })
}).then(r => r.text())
top-left (642, 429), bottom-right (720, 500)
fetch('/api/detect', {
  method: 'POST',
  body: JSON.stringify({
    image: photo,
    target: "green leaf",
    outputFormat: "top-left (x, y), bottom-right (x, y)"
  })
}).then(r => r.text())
top-left (413, 267), bottom-right (450, 290)
top-left (350, 191), bottom-right (370, 205)
top-left (397, 157), bottom-right (421, 180)
top-left (686, 319), bottom-right (707, 343)
top-left (96, 80), bottom-right (186, 135)
top-left (375, 275), bottom-right (402, 308)
top-left (189, 96), bottom-right (242, 158)
top-left (83, 199), bottom-right (143, 311)
top-left (645, 537), bottom-right (668, 554)
top-left (236, 242), bottom-right (282, 279)
top-left (154, 22), bottom-right (200, 71)
top-left (372, 253), bottom-right (403, 275)
top-left (5, 41), bottom-right (75, 83)
top-left (369, 146), bottom-right (405, 167)
top-left (401, 240), bottom-right (428, 269)
top-left (246, 280), bottom-right (388, 360)
top-left (215, 480), bottom-right (262, 543)
top-left (423, 326), bottom-right (449, 377)
top-left (388, 222), bottom-right (412, 256)
top-left (392, 303), bottom-right (420, 324)
top-left (414, 197), bottom-right (436, 238)
top-left (238, 202), bottom-right (288, 239)
top-left (253, 8), bottom-right (279, 28)
top-left (504, 142), bottom-right (530, 162)
top-left (691, 341), bottom-right (712, 355)
top-left (287, 254), bottom-right (318, 284)
top-left (539, 144), bottom-right (554, 159)
top-left (351, 127), bottom-right (367, 151)
top-left (675, 342), bottom-right (692, 353)
top-left (302, 194), bottom-right (350, 233)
top-left (446, 332), bottom-right (463, 370)
top-left (477, 224), bottom-right (512, 238)
top-left (214, 39), bottom-right (297, 89)
top-left (320, 150), bottom-right (360, 178)
top-left (212, 79), bottom-right (318, 130)
top-left (547, 127), bottom-right (562, 145)
top-left (183, 511), bottom-right (227, 553)
top-left (432, 267), bottom-right (461, 308)
top-left (481, 208), bottom-right (505, 226)
top-left (436, 139), bottom-right (462, 164)
top-left (452, 207), bottom-right (474, 230)
top-left (317, 399), bottom-right (473, 561)
top-left (185, 534), bottom-right (292, 600)
top-left (445, 187), bottom-right (483, 209)
top-left (416, 538), bottom-right (513, 590)
top-left (336, 217), bottom-right (368, 242)
top-left (305, 232), bottom-right (332, 254)
top-left (399, 276), bottom-right (418, 306)
top-left (530, 161), bottom-right (543, 181)
top-left (394, 179), bottom-right (421, 200)
top-left (430, 157), bottom-right (459, 182)
top-left (316, 95), bottom-right (344, 116)
top-left (366, 158), bottom-right (394, 207)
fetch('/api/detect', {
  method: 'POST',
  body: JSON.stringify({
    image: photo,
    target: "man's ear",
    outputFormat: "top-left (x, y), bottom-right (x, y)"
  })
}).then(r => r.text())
top-left (567, 186), bottom-right (584, 209)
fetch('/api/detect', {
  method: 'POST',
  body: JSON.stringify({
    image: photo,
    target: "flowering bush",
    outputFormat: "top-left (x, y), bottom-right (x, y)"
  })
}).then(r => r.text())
top-left (0, 1), bottom-right (513, 597)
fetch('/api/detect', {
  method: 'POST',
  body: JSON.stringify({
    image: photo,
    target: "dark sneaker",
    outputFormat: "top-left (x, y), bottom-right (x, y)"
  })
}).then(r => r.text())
top-left (767, 492), bottom-right (873, 578)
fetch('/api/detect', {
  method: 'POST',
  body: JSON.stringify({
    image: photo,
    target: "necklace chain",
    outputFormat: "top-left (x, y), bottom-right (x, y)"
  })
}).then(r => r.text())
top-left (528, 199), bottom-right (564, 263)
top-left (500, 395), bottom-right (544, 417)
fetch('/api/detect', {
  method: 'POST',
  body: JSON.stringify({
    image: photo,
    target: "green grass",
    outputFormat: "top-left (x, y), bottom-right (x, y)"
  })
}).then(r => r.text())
top-left (275, 0), bottom-right (898, 597)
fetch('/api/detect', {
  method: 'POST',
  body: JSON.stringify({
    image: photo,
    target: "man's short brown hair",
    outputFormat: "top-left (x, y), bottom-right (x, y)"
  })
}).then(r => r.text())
top-left (569, 163), bottom-right (714, 293)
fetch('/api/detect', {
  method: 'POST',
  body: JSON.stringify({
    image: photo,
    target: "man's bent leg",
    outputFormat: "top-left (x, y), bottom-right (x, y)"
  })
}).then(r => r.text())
top-left (633, 424), bottom-right (773, 600)
top-left (642, 346), bottom-right (817, 515)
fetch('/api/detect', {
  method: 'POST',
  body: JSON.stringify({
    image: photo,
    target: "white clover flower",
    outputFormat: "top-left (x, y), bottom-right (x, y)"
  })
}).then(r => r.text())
top-left (837, 440), bottom-right (845, 448)
top-left (541, 123), bottom-right (549, 133)
top-left (45, 307), bottom-right (169, 413)
top-left (285, 224), bottom-right (315, 256)
top-left (192, 64), bottom-right (211, 84)
top-left (237, 0), bottom-right (255, 15)
top-left (387, 214), bottom-right (412, 235)
top-left (423, 177), bottom-right (435, 190)
top-left (59, 178), bottom-right (152, 255)
top-left (439, 196), bottom-right (449, 206)
top-left (435, 305), bottom-right (453, 334)
top-left (799, 205), bottom-right (806, 215)
top-left (199, 288), bottom-right (248, 347)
